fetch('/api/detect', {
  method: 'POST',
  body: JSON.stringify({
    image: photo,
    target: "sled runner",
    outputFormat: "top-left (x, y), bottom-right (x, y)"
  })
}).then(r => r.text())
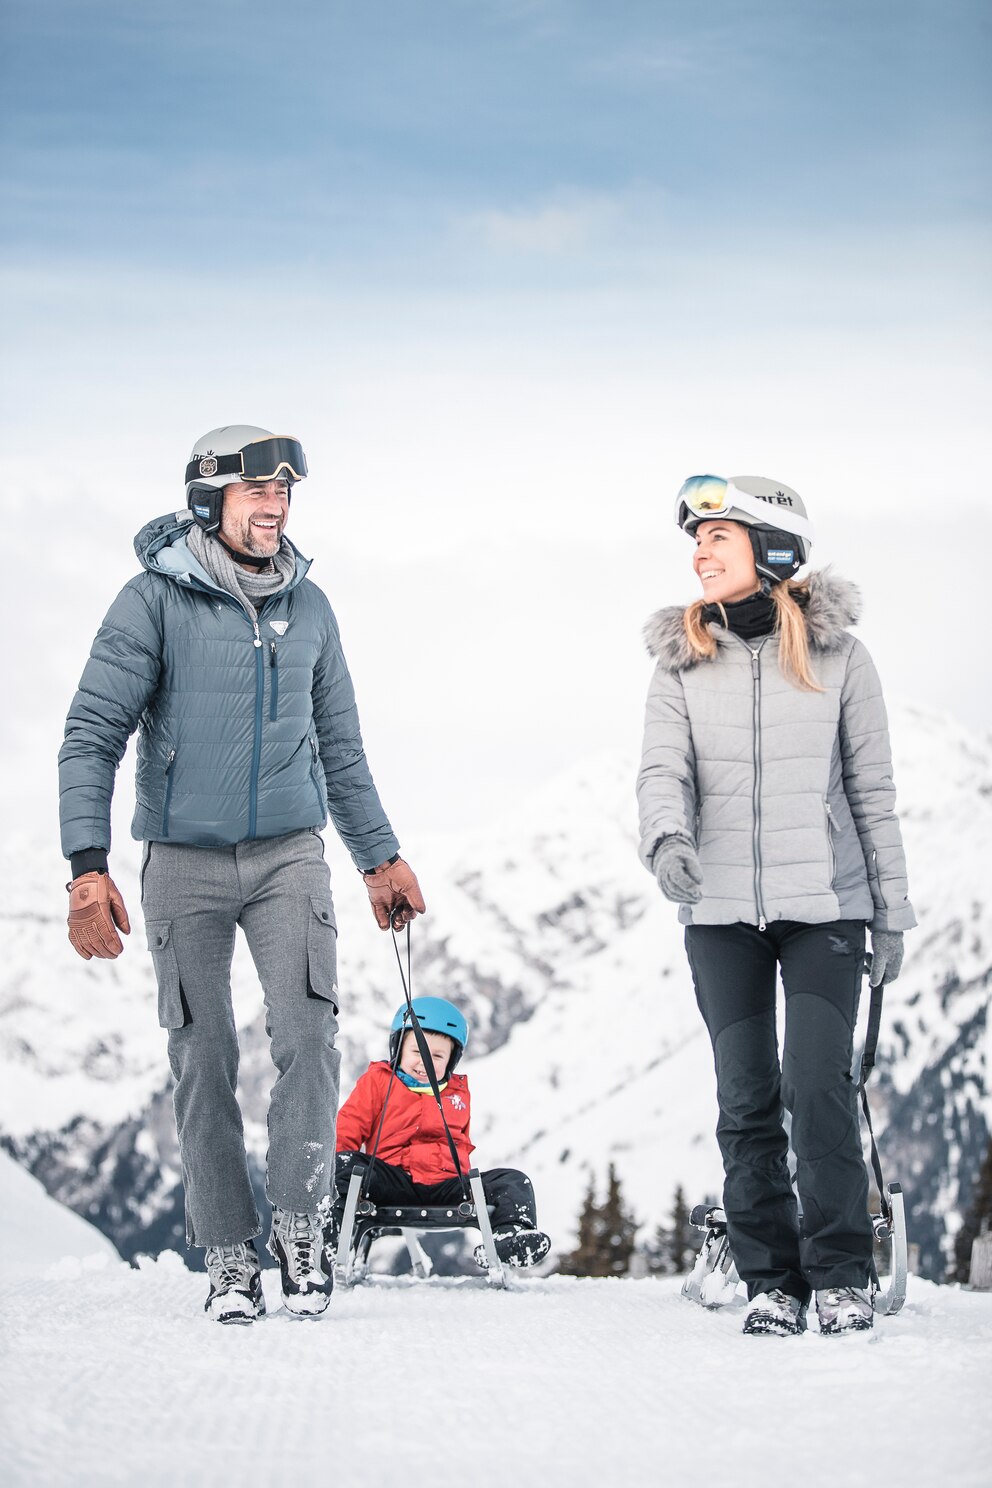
top-left (682, 966), bottom-right (909, 1316)
top-left (334, 1161), bottom-right (506, 1288)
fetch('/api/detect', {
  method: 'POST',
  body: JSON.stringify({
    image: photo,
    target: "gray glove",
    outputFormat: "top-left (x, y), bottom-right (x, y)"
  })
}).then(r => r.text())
top-left (868, 930), bottom-right (904, 987)
top-left (652, 837), bottom-right (703, 904)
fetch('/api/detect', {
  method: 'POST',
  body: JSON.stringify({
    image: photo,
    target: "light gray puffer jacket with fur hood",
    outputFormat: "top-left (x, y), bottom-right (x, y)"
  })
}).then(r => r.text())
top-left (636, 570), bottom-right (916, 931)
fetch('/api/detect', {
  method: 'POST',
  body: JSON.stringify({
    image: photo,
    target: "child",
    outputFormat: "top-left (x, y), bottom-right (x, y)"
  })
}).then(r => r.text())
top-left (328, 996), bottom-right (551, 1270)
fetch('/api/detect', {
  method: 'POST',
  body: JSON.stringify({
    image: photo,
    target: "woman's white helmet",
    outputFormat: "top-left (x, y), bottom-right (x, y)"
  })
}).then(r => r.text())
top-left (675, 474), bottom-right (814, 584)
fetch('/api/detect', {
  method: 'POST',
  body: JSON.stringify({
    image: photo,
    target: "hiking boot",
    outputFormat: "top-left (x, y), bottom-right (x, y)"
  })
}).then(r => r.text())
top-left (204, 1240), bottom-right (265, 1325)
top-left (816, 1286), bottom-right (874, 1335)
top-left (742, 1289), bottom-right (808, 1336)
top-left (267, 1207), bottom-right (333, 1317)
top-left (475, 1226), bottom-right (552, 1270)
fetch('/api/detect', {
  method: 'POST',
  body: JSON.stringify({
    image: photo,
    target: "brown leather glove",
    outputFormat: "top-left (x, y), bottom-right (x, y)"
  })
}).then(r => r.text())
top-left (67, 872), bottom-right (131, 960)
top-left (363, 857), bottom-right (426, 931)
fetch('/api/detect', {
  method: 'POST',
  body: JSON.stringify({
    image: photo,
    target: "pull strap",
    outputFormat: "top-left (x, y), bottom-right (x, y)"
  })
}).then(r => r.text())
top-left (360, 926), bottom-right (470, 1205)
top-left (389, 925), bottom-right (471, 1202)
top-left (858, 977), bottom-right (890, 1224)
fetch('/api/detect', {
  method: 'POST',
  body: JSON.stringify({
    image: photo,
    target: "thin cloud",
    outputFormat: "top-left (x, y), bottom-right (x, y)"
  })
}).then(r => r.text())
top-left (461, 194), bottom-right (620, 254)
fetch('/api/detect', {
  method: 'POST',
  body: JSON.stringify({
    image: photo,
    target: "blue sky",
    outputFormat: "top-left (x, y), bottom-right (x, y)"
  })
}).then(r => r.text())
top-left (2, 2), bottom-right (990, 837)
top-left (3, 0), bottom-right (988, 278)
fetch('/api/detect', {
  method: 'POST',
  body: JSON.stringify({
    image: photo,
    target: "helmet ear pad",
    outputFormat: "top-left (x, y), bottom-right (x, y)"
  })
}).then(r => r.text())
top-left (747, 525), bottom-right (805, 585)
top-left (187, 483), bottom-right (224, 534)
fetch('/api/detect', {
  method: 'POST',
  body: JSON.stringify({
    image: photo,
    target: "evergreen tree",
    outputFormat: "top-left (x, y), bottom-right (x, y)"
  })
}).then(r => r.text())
top-left (669, 1184), bottom-right (694, 1275)
top-left (640, 1183), bottom-right (696, 1275)
top-left (951, 1134), bottom-right (992, 1283)
top-left (558, 1164), bottom-right (639, 1277)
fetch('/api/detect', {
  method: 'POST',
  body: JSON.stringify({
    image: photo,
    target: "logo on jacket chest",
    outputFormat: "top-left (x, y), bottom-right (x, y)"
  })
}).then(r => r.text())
top-left (269, 620), bottom-right (289, 635)
top-left (447, 1094), bottom-right (466, 1111)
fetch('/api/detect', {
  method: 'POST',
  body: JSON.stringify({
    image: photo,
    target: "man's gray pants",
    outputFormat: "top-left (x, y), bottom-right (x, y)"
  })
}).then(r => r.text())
top-left (141, 829), bottom-right (340, 1248)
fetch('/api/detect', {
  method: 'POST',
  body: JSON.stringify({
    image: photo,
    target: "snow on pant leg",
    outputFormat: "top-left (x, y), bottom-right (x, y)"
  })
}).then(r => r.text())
top-left (778, 919), bottom-right (872, 1290)
top-left (684, 923), bottom-right (805, 1301)
top-left (237, 830), bottom-right (341, 1216)
top-left (141, 842), bottom-right (260, 1248)
top-left (479, 1169), bottom-right (539, 1231)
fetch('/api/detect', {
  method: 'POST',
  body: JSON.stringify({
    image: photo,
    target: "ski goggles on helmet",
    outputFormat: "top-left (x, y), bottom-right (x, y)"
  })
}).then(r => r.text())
top-left (676, 475), bottom-right (740, 520)
top-left (675, 474), bottom-right (813, 545)
top-left (185, 435), bottom-right (308, 487)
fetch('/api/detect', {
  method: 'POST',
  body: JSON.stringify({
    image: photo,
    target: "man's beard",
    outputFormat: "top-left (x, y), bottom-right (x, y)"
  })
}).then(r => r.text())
top-left (232, 517), bottom-right (284, 556)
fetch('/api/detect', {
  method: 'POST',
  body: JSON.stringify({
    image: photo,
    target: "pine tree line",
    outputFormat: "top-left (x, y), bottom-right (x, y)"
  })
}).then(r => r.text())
top-left (557, 1166), bottom-right (698, 1278)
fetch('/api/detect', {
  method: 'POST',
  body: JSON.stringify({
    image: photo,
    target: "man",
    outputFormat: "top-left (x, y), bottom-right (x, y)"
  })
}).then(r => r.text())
top-left (59, 424), bottom-right (425, 1324)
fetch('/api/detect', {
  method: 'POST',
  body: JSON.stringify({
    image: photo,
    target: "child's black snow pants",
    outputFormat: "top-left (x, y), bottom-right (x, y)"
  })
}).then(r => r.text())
top-left (685, 918), bottom-right (873, 1302)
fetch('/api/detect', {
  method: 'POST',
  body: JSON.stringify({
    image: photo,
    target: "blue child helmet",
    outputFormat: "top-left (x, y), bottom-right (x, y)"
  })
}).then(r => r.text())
top-left (389, 997), bottom-right (469, 1072)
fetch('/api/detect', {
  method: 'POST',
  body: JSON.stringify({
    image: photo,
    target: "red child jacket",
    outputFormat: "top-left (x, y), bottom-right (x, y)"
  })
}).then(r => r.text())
top-left (336, 1061), bottom-right (474, 1185)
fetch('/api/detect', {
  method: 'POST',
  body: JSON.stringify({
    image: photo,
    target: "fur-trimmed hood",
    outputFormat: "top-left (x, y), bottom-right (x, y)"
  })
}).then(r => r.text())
top-left (643, 569), bottom-right (862, 672)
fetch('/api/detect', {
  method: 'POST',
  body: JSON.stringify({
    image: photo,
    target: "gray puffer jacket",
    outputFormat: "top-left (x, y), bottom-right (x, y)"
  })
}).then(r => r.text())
top-left (636, 571), bottom-right (915, 931)
top-left (59, 512), bottom-right (400, 871)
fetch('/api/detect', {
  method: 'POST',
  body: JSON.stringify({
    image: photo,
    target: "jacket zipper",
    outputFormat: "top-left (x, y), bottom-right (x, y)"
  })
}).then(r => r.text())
top-left (248, 619), bottom-right (263, 838)
top-left (269, 641), bottom-right (279, 722)
top-left (161, 749), bottom-right (177, 837)
top-left (824, 800), bottom-right (836, 881)
top-left (749, 642), bottom-right (768, 931)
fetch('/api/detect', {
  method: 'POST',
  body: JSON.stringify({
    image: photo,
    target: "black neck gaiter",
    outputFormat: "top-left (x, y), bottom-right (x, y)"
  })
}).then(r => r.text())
top-left (703, 589), bottom-right (777, 641)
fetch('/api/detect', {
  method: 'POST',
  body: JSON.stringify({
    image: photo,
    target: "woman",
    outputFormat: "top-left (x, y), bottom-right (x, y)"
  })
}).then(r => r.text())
top-left (636, 474), bottom-right (915, 1336)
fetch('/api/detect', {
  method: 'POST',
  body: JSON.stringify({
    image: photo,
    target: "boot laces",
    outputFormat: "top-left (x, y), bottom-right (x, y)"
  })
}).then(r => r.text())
top-left (274, 1210), bottom-right (320, 1279)
top-left (205, 1242), bottom-right (257, 1291)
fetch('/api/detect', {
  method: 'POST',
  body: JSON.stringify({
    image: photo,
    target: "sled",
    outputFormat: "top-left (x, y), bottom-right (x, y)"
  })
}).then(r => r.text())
top-left (871, 1181), bottom-right (908, 1315)
top-left (681, 1186), bottom-right (909, 1315)
top-left (681, 1205), bottom-right (741, 1307)
top-left (334, 1162), bottom-right (507, 1289)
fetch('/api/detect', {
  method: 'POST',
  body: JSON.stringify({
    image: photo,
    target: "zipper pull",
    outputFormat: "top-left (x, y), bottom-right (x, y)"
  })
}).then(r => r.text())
top-left (758, 915), bottom-right (767, 932)
top-left (270, 640), bottom-right (277, 666)
top-left (166, 748), bottom-right (176, 769)
top-left (252, 621), bottom-right (262, 649)
top-left (751, 649), bottom-right (760, 677)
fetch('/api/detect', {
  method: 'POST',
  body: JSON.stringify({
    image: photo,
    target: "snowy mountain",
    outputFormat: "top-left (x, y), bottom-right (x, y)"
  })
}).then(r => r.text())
top-left (1, 701), bottom-right (989, 1278)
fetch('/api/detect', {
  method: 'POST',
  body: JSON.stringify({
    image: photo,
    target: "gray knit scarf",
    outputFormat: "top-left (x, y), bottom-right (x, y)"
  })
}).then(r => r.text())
top-left (186, 523), bottom-right (296, 618)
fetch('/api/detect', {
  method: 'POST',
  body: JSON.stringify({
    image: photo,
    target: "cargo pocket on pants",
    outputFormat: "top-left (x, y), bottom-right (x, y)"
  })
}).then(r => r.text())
top-left (145, 920), bottom-right (188, 1029)
top-left (306, 896), bottom-right (339, 1011)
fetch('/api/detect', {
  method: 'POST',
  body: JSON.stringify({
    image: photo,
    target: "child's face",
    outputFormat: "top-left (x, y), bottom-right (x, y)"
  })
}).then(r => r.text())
top-left (399, 1029), bottom-right (454, 1082)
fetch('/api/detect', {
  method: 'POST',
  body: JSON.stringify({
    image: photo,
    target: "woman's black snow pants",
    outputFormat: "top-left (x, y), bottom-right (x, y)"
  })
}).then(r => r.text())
top-left (685, 919), bottom-right (873, 1302)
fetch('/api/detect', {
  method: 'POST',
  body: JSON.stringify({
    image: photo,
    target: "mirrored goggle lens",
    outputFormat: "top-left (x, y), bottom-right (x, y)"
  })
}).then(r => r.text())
top-left (239, 436), bottom-right (308, 482)
top-left (678, 474), bottom-right (731, 517)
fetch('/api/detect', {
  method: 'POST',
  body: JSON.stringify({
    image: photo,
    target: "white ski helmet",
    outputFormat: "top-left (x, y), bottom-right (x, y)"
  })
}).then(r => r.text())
top-left (675, 474), bottom-right (814, 584)
top-left (185, 425), bottom-right (308, 532)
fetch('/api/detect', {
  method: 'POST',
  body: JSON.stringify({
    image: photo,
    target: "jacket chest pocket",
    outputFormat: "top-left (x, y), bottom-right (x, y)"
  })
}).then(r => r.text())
top-left (306, 895), bottom-right (338, 1011)
top-left (145, 920), bottom-right (187, 1029)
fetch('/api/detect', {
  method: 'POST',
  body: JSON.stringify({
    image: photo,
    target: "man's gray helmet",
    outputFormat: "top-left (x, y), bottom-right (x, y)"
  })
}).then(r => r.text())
top-left (185, 425), bottom-right (308, 533)
top-left (675, 474), bottom-right (814, 584)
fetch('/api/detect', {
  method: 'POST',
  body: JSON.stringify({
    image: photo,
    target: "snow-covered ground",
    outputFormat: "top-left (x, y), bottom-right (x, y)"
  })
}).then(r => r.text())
top-left (2, 1158), bottom-right (991, 1488)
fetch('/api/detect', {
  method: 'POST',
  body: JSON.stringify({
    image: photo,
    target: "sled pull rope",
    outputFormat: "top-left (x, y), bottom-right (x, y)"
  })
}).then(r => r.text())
top-left (858, 976), bottom-right (890, 1225)
top-left (386, 922), bottom-right (472, 1202)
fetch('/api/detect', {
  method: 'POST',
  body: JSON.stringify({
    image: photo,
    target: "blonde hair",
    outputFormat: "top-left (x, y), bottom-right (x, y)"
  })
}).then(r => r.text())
top-left (683, 581), bottom-right (823, 691)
